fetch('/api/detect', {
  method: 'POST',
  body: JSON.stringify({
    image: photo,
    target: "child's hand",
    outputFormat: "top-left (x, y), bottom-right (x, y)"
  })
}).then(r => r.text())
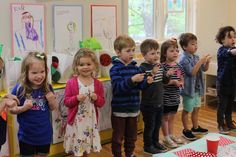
top-left (5, 98), bottom-right (18, 108)
top-left (77, 94), bottom-right (87, 103)
top-left (46, 92), bottom-right (56, 102)
top-left (90, 93), bottom-right (97, 101)
top-left (147, 76), bottom-right (153, 84)
top-left (166, 68), bottom-right (175, 76)
top-left (4, 94), bottom-right (19, 106)
top-left (151, 64), bottom-right (160, 75)
top-left (231, 49), bottom-right (236, 55)
top-left (206, 54), bottom-right (212, 63)
top-left (200, 54), bottom-right (211, 64)
top-left (131, 73), bottom-right (145, 83)
top-left (23, 99), bottom-right (33, 110)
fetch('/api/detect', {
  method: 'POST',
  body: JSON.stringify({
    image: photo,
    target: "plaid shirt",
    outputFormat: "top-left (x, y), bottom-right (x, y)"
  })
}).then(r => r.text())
top-left (217, 46), bottom-right (236, 94)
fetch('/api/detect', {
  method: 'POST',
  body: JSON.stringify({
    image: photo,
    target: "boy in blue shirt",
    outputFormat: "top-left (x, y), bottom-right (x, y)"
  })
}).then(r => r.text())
top-left (215, 26), bottom-right (236, 134)
top-left (110, 35), bottom-right (152, 157)
top-left (179, 33), bottom-right (211, 140)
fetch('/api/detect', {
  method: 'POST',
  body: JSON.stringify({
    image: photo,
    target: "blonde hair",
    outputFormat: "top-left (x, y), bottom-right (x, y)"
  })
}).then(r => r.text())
top-left (114, 35), bottom-right (135, 51)
top-left (18, 52), bottom-right (50, 97)
top-left (72, 48), bottom-right (99, 76)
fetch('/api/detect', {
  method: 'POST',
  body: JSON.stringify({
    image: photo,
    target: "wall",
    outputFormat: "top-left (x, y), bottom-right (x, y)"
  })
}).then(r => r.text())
top-left (195, 0), bottom-right (230, 61)
top-left (0, 0), bottom-right (122, 56)
top-left (229, 0), bottom-right (236, 28)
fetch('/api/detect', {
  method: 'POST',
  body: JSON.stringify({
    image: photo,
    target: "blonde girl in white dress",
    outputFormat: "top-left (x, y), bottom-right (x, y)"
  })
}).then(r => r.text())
top-left (64, 48), bottom-right (105, 157)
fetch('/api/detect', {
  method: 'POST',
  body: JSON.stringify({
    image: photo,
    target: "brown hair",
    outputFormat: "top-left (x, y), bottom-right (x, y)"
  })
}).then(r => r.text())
top-left (72, 48), bottom-right (99, 76)
top-left (215, 26), bottom-right (236, 44)
top-left (140, 39), bottom-right (159, 55)
top-left (160, 39), bottom-right (178, 63)
top-left (114, 35), bottom-right (135, 52)
top-left (179, 33), bottom-right (197, 50)
top-left (18, 52), bottom-right (50, 97)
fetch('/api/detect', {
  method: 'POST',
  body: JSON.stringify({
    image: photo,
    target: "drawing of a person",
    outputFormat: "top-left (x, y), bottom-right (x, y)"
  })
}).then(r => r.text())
top-left (14, 11), bottom-right (43, 54)
top-left (67, 21), bottom-right (77, 53)
top-left (22, 11), bottom-right (39, 41)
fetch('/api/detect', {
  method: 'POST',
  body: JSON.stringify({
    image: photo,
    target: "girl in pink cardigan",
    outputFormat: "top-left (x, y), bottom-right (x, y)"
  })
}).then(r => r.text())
top-left (63, 48), bottom-right (105, 157)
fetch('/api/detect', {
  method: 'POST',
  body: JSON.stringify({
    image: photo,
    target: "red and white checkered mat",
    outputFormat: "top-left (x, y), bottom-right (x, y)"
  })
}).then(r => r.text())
top-left (174, 148), bottom-right (195, 157)
top-left (186, 151), bottom-right (216, 157)
top-left (218, 136), bottom-right (235, 146)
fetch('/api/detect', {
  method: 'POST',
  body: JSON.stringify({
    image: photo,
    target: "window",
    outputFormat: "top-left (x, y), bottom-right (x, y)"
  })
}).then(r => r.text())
top-left (127, 0), bottom-right (194, 42)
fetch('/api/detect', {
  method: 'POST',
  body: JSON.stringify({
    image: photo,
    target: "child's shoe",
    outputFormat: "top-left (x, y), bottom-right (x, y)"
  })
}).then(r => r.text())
top-left (182, 129), bottom-right (197, 141)
top-left (191, 126), bottom-right (208, 134)
top-left (218, 124), bottom-right (229, 134)
top-left (144, 145), bottom-right (162, 155)
top-left (154, 142), bottom-right (168, 153)
top-left (170, 135), bottom-right (184, 144)
top-left (227, 120), bottom-right (236, 131)
top-left (163, 138), bottom-right (178, 148)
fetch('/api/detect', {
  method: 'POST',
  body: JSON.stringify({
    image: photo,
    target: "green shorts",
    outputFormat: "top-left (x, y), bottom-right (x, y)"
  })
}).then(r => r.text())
top-left (182, 93), bottom-right (201, 112)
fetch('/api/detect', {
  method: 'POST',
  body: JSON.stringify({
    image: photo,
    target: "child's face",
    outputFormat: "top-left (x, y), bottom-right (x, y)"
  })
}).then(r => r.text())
top-left (184, 40), bottom-right (198, 54)
top-left (28, 59), bottom-right (46, 89)
top-left (166, 46), bottom-right (179, 62)
top-left (116, 47), bottom-right (135, 64)
top-left (144, 49), bottom-right (160, 64)
top-left (222, 31), bottom-right (236, 47)
top-left (76, 57), bottom-right (95, 77)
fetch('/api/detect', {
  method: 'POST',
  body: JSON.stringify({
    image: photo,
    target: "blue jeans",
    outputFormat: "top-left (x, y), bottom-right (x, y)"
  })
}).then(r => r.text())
top-left (141, 106), bottom-right (163, 147)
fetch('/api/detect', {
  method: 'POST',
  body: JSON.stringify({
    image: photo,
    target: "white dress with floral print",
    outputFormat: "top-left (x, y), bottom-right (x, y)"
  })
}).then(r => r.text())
top-left (64, 80), bottom-right (102, 156)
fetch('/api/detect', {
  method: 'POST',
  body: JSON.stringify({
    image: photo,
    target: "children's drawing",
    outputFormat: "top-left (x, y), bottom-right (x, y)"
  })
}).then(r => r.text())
top-left (11, 4), bottom-right (45, 55)
top-left (91, 5), bottom-right (117, 51)
top-left (51, 88), bottom-right (67, 144)
top-left (53, 5), bottom-right (83, 55)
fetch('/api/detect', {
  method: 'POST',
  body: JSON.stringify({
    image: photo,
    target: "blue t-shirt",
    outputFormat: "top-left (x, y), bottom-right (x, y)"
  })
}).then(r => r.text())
top-left (11, 84), bottom-right (53, 145)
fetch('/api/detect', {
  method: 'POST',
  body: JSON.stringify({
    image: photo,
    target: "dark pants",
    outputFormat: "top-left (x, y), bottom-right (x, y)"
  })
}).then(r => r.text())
top-left (0, 116), bottom-right (7, 150)
top-left (111, 114), bottom-right (137, 157)
top-left (142, 107), bottom-right (163, 148)
top-left (217, 93), bottom-right (234, 125)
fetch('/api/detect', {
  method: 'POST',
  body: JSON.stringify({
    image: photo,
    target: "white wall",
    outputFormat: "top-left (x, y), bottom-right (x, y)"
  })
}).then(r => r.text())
top-left (0, 0), bottom-right (122, 56)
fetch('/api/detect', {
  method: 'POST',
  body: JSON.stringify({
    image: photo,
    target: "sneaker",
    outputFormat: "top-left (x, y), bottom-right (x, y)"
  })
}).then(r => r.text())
top-left (227, 120), bottom-right (236, 131)
top-left (144, 145), bottom-right (162, 155)
top-left (170, 135), bottom-right (184, 144)
top-left (191, 126), bottom-right (208, 134)
top-left (163, 138), bottom-right (178, 148)
top-left (154, 143), bottom-right (168, 153)
top-left (218, 124), bottom-right (229, 134)
top-left (182, 129), bottom-right (197, 141)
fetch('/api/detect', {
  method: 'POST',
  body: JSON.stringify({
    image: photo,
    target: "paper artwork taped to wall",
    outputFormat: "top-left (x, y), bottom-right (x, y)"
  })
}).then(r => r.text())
top-left (53, 5), bottom-right (83, 56)
top-left (11, 3), bottom-right (45, 56)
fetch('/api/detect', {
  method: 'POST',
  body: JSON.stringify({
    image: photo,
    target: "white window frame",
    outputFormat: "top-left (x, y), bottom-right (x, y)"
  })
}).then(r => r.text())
top-left (122, 0), bottom-right (196, 43)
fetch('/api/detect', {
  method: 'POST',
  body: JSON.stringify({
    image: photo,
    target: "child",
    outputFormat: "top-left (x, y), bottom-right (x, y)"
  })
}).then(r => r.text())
top-left (0, 94), bottom-right (19, 151)
top-left (160, 39), bottom-right (185, 148)
top-left (179, 33), bottom-right (211, 140)
top-left (110, 35), bottom-right (152, 157)
top-left (215, 26), bottom-right (236, 134)
top-left (11, 52), bottom-right (58, 157)
top-left (139, 39), bottom-right (169, 155)
top-left (63, 48), bottom-right (105, 157)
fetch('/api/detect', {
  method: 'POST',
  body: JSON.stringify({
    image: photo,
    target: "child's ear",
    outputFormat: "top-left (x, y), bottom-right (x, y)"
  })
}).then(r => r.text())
top-left (115, 49), bottom-right (121, 56)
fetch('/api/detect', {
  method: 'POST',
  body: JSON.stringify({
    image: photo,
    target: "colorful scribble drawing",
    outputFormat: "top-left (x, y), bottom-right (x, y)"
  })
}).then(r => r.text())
top-left (66, 21), bottom-right (77, 54)
top-left (14, 11), bottom-right (43, 53)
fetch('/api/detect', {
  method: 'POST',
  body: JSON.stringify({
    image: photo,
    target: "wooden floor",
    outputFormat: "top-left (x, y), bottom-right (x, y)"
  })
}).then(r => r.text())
top-left (67, 105), bottom-right (236, 157)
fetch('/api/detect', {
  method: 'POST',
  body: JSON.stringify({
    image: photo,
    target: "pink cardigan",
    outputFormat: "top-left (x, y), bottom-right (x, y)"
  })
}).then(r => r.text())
top-left (64, 76), bottom-right (105, 125)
